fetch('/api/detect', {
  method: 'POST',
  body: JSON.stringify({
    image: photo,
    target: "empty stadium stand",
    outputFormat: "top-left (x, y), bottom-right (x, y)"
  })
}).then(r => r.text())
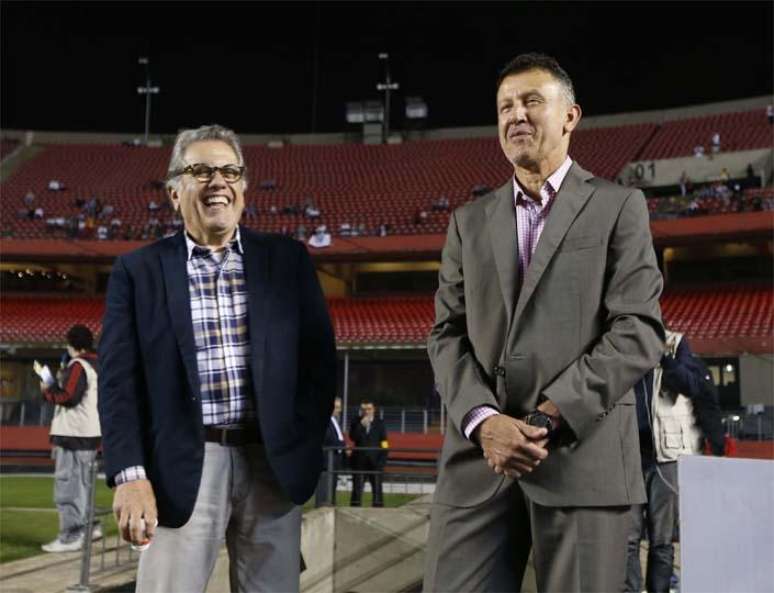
top-left (1, 118), bottom-right (732, 240)
top-left (639, 108), bottom-right (772, 160)
top-left (2, 284), bottom-right (770, 352)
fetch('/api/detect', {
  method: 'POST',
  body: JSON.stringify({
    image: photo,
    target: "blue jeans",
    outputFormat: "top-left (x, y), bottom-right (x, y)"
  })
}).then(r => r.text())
top-left (626, 461), bottom-right (678, 593)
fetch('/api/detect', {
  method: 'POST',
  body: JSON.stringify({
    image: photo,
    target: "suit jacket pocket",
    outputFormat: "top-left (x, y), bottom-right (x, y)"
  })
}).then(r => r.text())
top-left (559, 234), bottom-right (603, 252)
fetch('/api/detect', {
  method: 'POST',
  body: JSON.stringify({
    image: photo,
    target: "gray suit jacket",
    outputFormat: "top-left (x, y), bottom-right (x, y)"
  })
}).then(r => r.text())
top-left (428, 163), bottom-right (664, 508)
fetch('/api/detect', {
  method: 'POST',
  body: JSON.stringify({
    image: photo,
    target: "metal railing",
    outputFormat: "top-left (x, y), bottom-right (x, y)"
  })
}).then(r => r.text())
top-left (70, 455), bottom-right (139, 593)
top-left (343, 406), bottom-right (445, 434)
top-left (0, 400), bottom-right (54, 426)
top-left (314, 445), bottom-right (440, 508)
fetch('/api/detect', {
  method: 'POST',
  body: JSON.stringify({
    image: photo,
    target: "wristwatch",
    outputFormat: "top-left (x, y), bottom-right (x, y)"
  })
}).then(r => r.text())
top-left (524, 410), bottom-right (556, 435)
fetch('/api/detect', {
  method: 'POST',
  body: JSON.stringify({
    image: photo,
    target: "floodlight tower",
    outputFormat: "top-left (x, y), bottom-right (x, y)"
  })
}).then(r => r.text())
top-left (137, 57), bottom-right (160, 145)
top-left (376, 53), bottom-right (399, 144)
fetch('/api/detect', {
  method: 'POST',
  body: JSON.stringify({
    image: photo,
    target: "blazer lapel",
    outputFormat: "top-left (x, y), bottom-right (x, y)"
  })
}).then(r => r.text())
top-left (511, 163), bottom-right (595, 330)
top-left (160, 233), bottom-right (201, 400)
top-left (239, 227), bottom-right (270, 392)
top-left (487, 181), bottom-right (520, 329)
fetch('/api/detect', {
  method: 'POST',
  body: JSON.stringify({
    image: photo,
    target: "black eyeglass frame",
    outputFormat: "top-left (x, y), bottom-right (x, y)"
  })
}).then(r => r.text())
top-left (169, 163), bottom-right (246, 183)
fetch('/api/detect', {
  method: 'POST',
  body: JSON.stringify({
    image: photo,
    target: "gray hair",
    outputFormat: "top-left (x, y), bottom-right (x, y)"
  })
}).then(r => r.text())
top-left (166, 124), bottom-right (248, 191)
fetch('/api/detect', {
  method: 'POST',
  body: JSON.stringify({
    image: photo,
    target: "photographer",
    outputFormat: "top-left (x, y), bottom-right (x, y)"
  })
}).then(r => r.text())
top-left (626, 329), bottom-right (725, 592)
top-left (38, 324), bottom-right (102, 552)
top-left (348, 400), bottom-right (388, 507)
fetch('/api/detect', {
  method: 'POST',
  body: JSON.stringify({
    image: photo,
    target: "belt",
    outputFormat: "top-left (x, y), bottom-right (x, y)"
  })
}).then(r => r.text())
top-left (204, 423), bottom-right (261, 446)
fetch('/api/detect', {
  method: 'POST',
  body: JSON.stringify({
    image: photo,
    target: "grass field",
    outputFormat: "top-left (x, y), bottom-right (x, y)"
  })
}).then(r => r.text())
top-left (0, 476), bottom-right (119, 564)
top-left (0, 476), bottom-right (417, 564)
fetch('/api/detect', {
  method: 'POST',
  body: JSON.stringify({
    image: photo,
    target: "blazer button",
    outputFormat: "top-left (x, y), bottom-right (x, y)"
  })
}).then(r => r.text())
top-left (493, 365), bottom-right (505, 377)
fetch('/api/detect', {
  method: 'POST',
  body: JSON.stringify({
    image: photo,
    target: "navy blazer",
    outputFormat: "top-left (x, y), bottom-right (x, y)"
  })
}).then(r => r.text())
top-left (98, 227), bottom-right (337, 527)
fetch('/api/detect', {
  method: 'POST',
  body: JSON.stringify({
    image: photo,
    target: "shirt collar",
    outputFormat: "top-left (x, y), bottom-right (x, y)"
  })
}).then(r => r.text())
top-left (513, 156), bottom-right (573, 207)
top-left (184, 227), bottom-right (244, 261)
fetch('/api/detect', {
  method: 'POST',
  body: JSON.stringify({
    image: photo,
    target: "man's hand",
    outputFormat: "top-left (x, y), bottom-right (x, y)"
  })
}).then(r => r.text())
top-left (113, 479), bottom-right (158, 546)
top-left (475, 414), bottom-right (549, 479)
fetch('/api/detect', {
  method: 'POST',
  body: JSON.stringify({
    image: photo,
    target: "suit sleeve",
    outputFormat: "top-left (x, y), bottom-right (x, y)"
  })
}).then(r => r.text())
top-left (428, 210), bottom-right (500, 434)
top-left (98, 256), bottom-right (148, 487)
top-left (297, 243), bottom-right (337, 444)
top-left (542, 190), bottom-right (666, 441)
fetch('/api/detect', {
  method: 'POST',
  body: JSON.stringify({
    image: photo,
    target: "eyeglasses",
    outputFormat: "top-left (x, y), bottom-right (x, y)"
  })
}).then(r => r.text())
top-left (170, 163), bottom-right (245, 184)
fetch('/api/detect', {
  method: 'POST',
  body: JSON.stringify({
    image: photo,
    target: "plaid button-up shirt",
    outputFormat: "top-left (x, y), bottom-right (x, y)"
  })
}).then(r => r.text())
top-left (186, 230), bottom-right (255, 426)
top-left (115, 229), bottom-right (255, 485)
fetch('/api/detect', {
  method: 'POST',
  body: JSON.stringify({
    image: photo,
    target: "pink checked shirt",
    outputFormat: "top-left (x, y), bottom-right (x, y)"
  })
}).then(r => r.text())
top-left (462, 156), bottom-right (574, 440)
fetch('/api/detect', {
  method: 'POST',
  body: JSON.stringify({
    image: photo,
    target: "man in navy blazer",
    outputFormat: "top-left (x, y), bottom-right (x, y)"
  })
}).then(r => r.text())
top-left (98, 124), bottom-right (336, 593)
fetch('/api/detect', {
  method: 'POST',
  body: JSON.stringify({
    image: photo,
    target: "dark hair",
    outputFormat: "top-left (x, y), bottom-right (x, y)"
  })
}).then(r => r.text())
top-left (66, 324), bottom-right (94, 352)
top-left (496, 53), bottom-right (576, 104)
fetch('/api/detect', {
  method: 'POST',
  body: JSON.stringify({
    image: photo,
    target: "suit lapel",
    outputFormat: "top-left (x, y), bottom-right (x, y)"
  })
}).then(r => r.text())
top-left (511, 163), bottom-right (595, 330)
top-left (487, 181), bottom-right (520, 329)
top-left (240, 227), bottom-right (270, 392)
top-left (160, 233), bottom-right (201, 400)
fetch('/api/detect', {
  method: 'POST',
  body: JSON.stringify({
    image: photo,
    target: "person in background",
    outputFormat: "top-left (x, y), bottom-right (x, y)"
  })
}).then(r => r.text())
top-left (38, 324), bottom-right (102, 552)
top-left (349, 400), bottom-right (388, 507)
top-left (626, 329), bottom-right (725, 593)
top-left (317, 397), bottom-right (346, 505)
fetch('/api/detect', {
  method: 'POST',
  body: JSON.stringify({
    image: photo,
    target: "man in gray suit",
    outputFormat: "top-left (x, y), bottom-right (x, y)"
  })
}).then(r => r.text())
top-left (424, 53), bottom-right (665, 592)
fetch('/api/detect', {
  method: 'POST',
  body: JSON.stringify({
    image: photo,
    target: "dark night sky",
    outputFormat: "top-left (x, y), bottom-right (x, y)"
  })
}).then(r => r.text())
top-left (2, 1), bottom-right (772, 136)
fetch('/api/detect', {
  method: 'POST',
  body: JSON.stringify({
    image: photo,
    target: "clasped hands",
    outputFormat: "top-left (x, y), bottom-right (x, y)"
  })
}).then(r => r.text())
top-left (475, 401), bottom-right (562, 479)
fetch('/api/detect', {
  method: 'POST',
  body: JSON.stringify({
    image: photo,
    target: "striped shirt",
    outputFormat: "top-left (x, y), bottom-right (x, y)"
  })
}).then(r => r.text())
top-left (462, 157), bottom-right (573, 440)
top-left (115, 229), bottom-right (255, 485)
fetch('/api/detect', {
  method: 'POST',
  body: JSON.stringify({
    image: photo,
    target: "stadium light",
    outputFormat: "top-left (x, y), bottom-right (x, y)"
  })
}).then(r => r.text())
top-left (405, 96), bottom-right (428, 120)
top-left (137, 57), bottom-right (160, 145)
top-left (376, 52), bottom-right (399, 143)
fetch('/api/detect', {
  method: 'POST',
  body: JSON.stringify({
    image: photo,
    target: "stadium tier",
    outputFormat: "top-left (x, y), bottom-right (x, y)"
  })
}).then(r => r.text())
top-left (639, 108), bottom-right (772, 160)
top-left (0, 119), bottom-right (727, 240)
top-left (1, 284), bottom-right (771, 352)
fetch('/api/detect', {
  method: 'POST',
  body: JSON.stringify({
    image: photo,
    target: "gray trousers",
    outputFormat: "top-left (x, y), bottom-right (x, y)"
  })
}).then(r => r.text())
top-left (53, 446), bottom-right (96, 541)
top-left (625, 461), bottom-right (678, 593)
top-left (424, 481), bottom-right (632, 593)
top-left (136, 443), bottom-right (301, 593)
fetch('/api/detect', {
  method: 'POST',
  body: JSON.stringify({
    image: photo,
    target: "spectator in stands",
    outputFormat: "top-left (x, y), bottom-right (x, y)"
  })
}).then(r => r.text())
top-left (33, 206), bottom-right (44, 219)
top-left (378, 223), bottom-right (389, 237)
top-left (244, 202), bottom-right (258, 221)
top-left (625, 329), bottom-right (725, 593)
top-left (767, 104), bottom-right (773, 125)
top-left (303, 198), bottom-right (321, 219)
top-left (308, 225), bottom-right (332, 248)
top-left (110, 217), bottom-right (123, 230)
top-left (339, 222), bottom-right (352, 236)
top-left (147, 199), bottom-right (159, 212)
top-left (38, 325), bottom-right (102, 552)
top-left (296, 223), bottom-right (307, 241)
top-left (719, 167), bottom-right (730, 183)
top-left (432, 195), bottom-right (450, 211)
top-left (349, 400), bottom-right (388, 507)
top-left (23, 189), bottom-right (35, 208)
top-left (357, 222), bottom-right (367, 236)
top-left (424, 53), bottom-right (664, 593)
top-left (414, 208), bottom-right (428, 224)
top-left (97, 225), bottom-right (109, 240)
top-left (99, 203), bottom-right (114, 220)
top-left (48, 179), bottom-right (65, 191)
top-left (678, 171), bottom-right (689, 197)
top-left (710, 132), bottom-right (721, 155)
top-left (693, 144), bottom-right (705, 158)
top-left (269, 204), bottom-right (278, 215)
top-left (99, 124), bottom-right (335, 593)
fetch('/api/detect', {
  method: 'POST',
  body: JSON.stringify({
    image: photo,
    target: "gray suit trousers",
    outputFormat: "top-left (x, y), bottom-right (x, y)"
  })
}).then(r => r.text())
top-left (136, 442), bottom-right (301, 593)
top-left (423, 480), bottom-right (631, 593)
